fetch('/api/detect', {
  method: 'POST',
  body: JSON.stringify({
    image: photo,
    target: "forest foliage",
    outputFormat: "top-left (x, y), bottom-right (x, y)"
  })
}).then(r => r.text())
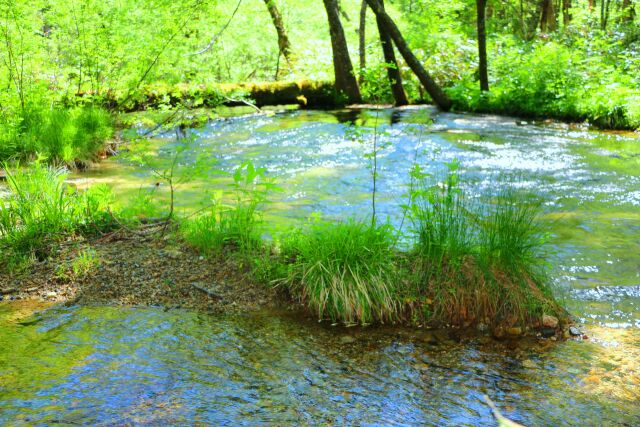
top-left (0, 0), bottom-right (637, 136)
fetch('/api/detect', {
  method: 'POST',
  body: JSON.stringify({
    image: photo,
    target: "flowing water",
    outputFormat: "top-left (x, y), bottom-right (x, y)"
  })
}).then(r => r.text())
top-left (1, 108), bottom-right (639, 425)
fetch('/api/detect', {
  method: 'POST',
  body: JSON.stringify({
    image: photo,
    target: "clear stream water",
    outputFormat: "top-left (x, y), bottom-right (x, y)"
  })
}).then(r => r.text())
top-left (1, 108), bottom-right (639, 426)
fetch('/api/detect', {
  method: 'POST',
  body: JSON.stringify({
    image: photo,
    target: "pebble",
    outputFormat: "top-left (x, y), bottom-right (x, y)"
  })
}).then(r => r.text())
top-left (162, 249), bottom-right (183, 259)
top-left (541, 327), bottom-right (556, 338)
top-left (569, 326), bottom-right (582, 336)
top-left (506, 327), bottom-right (522, 336)
top-left (542, 314), bottom-right (559, 329)
top-left (522, 359), bottom-right (537, 369)
top-left (46, 291), bottom-right (57, 298)
top-left (339, 335), bottom-right (356, 345)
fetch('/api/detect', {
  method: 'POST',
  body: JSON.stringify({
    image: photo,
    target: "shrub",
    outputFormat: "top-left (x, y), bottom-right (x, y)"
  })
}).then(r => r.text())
top-left (280, 219), bottom-right (399, 325)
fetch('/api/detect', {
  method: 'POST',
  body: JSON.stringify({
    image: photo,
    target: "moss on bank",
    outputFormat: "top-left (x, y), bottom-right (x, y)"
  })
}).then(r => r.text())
top-left (75, 80), bottom-right (340, 112)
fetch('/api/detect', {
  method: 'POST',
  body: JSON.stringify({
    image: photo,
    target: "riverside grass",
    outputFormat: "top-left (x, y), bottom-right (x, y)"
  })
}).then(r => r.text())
top-left (1, 161), bottom-right (564, 331)
top-left (272, 165), bottom-right (563, 329)
top-left (0, 163), bottom-right (117, 270)
top-left (404, 165), bottom-right (562, 328)
top-left (280, 220), bottom-right (399, 325)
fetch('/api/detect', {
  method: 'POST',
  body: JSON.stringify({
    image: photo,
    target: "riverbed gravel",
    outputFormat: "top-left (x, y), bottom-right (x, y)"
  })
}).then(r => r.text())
top-left (0, 231), bottom-right (278, 314)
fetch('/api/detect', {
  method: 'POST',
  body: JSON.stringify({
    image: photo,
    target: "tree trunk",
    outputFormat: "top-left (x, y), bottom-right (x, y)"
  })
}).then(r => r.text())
top-left (375, 0), bottom-right (408, 105)
top-left (476, 0), bottom-right (489, 91)
top-left (358, 0), bottom-right (367, 83)
top-left (540, 0), bottom-right (557, 32)
top-left (322, 0), bottom-right (362, 103)
top-left (263, 0), bottom-right (292, 63)
top-left (600, 0), bottom-right (611, 29)
top-left (365, 0), bottom-right (452, 110)
top-left (562, 0), bottom-right (572, 26)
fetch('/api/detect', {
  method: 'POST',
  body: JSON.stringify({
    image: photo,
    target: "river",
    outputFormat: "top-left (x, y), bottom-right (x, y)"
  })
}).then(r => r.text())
top-left (1, 107), bottom-right (638, 425)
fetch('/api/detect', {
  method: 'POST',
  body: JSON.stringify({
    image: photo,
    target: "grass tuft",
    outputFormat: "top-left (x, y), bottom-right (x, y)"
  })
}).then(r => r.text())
top-left (280, 219), bottom-right (399, 325)
top-left (406, 164), bottom-right (563, 328)
top-left (182, 202), bottom-right (262, 256)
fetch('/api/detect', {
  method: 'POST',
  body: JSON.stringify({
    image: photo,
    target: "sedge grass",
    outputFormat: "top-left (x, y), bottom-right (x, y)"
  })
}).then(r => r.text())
top-left (280, 219), bottom-right (399, 325)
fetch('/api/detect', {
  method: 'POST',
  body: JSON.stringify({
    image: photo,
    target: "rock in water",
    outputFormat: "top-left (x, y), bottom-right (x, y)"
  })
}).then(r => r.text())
top-left (569, 326), bottom-right (582, 336)
top-left (542, 314), bottom-right (559, 329)
top-left (541, 327), bottom-right (556, 338)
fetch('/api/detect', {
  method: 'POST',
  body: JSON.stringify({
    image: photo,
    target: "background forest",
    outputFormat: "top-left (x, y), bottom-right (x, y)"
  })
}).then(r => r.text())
top-left (0, 0), bottom-right (639, 164)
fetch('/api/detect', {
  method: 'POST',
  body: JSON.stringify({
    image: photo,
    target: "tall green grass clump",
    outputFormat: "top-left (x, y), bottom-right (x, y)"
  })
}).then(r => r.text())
top-left (0, 163), bottom-right (116, 270)
top-left (0, 106), bottom-right (113, 165)
top-left (280, 219), bottom-right (399, 325)
top-left (407, 162), bottom-right (561, 328)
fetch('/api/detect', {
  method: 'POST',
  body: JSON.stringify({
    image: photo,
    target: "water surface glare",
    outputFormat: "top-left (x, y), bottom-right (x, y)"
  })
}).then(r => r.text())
top-left (2, 108), bottom-right (639, 425)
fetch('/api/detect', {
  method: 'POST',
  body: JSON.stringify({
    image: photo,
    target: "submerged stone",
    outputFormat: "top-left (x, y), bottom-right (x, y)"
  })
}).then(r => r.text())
top-left (541, 327), bottom-right (556, 338)
top-left (506, 327), bottom-right (522, 336)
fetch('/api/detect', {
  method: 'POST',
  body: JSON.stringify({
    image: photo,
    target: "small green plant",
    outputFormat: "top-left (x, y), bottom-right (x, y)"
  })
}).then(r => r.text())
top-left (71, 248), bottom-right (100, 278)
top-left (182, 161), bottom-right (278, 256)
top-left (279, 218), bottom-right (399, 325)
top-left (346, 110), bottom-right (391, 226)
top-left (124, 123), bottom-right (208, 224)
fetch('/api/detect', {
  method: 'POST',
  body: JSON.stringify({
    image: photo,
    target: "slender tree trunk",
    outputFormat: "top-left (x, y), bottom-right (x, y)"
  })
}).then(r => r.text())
top-left (519, 0), bottom-right (528, 39)
top-left (263, 0), bottom-right (292, 63)
top-left (540, 0), bottom-right (557, 32)
top-left (365, 0), bottom-right (452, 110)
top-left (562, 0), bottom-right (572, 26)
top-left (600, 0), bottom-right (611, 29)
top-left (322, 0), bottom-right (362, 103)
top-left (476, 0), bottom-right (489, 91)
top-left (375, 0), bottom-right (408, 105)
top-left (358, 0), bottom-right (367, 83)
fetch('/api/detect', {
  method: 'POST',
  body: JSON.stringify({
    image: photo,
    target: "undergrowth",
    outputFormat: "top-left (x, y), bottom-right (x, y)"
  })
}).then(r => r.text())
top-left (0, 163), bottom-right (117, 270)
top-left (447, 40), bottom-right (640, 130)
top-left (0, 106), bottom-right (114, 166)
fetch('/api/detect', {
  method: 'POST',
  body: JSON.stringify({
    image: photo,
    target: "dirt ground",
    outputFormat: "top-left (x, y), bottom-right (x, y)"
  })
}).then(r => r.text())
top-left (0, 230), bottom-right (280, 314)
